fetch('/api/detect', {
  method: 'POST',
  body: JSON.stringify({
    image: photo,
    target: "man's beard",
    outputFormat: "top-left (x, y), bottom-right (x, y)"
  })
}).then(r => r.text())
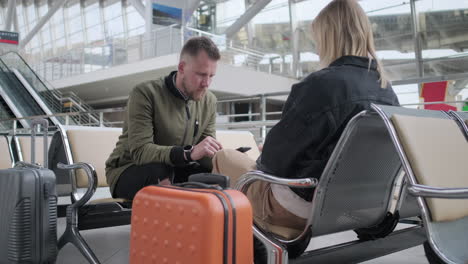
top-left (182, 77), bottom-right (205, 101)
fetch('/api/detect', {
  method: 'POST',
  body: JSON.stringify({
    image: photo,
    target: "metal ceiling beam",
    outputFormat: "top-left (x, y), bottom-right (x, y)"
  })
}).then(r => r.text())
top-left (224, 0), bottom-right (272, 38)
top-left (449, 79), bottom-right (468, 96)
top-left (288, 0), bottom-right (299, 78)
top-left (13, 7), bottom-right (19, 32)
top-left (20, 0), bottom-right (70, 48)
top-left (129, 0), bottom-right (145, 18)
top-left (4, 0), bottom-right (16, 31)
top-left (392, 72), bottom-right (468, 86)
top-left (410, 0), bottom-right (423, 94)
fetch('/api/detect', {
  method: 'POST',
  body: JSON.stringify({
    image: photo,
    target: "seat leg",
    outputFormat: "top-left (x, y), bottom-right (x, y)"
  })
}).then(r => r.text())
top-left (58, 207), bottom-right (101, 264)
top-left (253, 226), bottom-right (288, 264)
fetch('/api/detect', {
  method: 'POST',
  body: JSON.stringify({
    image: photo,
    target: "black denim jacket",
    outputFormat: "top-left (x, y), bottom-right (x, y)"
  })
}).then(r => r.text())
top-left (257, 56), bottom-right (400, 201)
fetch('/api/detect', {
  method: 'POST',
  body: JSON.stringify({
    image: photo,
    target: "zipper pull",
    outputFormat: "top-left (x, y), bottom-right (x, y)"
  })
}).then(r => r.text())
top-left (193, 120), bottom-right (199, 138)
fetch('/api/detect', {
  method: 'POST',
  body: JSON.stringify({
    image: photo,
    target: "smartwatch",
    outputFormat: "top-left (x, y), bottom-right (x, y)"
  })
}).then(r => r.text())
top-left (183, 145), bottom-right (194, 162)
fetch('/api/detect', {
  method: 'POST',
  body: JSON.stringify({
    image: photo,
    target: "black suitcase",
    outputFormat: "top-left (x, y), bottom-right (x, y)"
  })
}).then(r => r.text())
top-left (0, 119), bottom-right (57, 263)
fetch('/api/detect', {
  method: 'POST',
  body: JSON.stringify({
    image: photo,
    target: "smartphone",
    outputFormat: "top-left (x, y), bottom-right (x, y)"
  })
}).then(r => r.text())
top-left (236, 147), bottom-right (251, 153)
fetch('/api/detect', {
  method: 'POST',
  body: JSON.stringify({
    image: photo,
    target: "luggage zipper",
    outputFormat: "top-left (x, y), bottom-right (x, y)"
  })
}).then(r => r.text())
top-left (222, 191), bottom-right (237, 264)
top-left (37, 168), bottom-right (44, 262)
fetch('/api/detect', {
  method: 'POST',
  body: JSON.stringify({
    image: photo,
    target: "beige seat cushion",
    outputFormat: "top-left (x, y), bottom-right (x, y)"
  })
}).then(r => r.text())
top-left (65, 127), bottom-right (122, 188)
top-left (216, 130), bottom-right (260, 160)
top-left (392, 115), bottom-right (468, 222)
top-left (0, 136), bottom-right (12, 169)
top-left (88, 197), bottom-right (128, 205)
top-left (17, 136), bottom-right (52, 165)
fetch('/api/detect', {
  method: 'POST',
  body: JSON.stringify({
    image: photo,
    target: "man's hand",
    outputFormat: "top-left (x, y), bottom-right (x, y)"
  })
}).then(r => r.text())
top-left (191, 136), bottom-right (223, 160)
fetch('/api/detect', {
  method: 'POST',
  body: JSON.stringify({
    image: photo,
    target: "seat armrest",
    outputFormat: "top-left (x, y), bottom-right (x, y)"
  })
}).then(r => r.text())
top-left (408, 183), bottom-right (468, 199)
top-left (235, 171), bottom-right (316, 262)
top-left (235, 170), bottom-right (317, 193)
top-left (58, 162), bottom-right (98, 208)
top-left (235, 170), bottom-right (317, 246)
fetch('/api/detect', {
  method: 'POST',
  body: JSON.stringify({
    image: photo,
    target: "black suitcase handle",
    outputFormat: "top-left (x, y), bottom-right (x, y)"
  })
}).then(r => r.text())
top-left (177, 181), bottom-right (223, 191)
top-left (31, 118), bottom-right (49, 167)
top-left (188, 173), bottom-right (230, 189)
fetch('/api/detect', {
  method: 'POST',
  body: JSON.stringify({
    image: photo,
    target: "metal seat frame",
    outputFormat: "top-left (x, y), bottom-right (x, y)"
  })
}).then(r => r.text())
top-left (236, 106), bottom-right (427, 264)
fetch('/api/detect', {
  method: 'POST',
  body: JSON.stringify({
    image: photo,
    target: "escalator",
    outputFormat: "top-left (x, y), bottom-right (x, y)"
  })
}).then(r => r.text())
top-left (0, 60), bottom-right (50, 128)
top-left (0, 95), bottom-right (18, 130)
top-left (0, 52), bottom-right (102, 126)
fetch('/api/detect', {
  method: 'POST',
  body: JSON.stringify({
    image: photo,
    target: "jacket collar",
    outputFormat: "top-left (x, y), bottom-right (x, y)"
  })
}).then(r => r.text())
top-left (165, 71), bottom-right (189, 101)
top-left (329, 56), bottom-right (377, 70)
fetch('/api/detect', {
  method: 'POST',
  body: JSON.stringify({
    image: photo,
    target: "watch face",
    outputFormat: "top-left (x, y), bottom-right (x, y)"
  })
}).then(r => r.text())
top-left (183, 145), bottom-right (193, 151)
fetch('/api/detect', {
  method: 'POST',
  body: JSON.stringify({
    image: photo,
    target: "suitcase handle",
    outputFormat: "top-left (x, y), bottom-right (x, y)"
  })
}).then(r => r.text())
top-left (31, 118), bottom-right (49, 167)
top-left (177, 181), bottom-right (223, 191)
top-left (188, 173), bottom-right (230, 189)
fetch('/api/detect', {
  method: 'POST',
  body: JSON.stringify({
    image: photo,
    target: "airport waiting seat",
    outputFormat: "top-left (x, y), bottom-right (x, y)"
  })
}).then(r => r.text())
top-left (49, 125), bottom-right (131, 264)
top-left (387, 108), bottom-right (468, 264)
top-left (235, 105), bottom-right (436, 263)
top-left (216, 130), bottom-right (261, 160)
top-left (0, 134), bottom-right (14, 169)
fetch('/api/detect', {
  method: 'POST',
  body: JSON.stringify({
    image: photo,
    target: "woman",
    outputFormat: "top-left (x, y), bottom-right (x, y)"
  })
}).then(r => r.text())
top-left (213, 0), bottom-right (399, 257)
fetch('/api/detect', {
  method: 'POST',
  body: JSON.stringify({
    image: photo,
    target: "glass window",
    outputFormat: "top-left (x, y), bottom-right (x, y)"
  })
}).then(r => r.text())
top-left (25, 3), bottom-right (38, 29)
top-left (39, 4), bottom-right (52, 47)
top-left (52, 9), bottom-right (66, 46)
top-left (87, 26), bottom-right (104, 44)
top-left (104, 2), bottom-right (124, 38)
top-left (68, 2), bottom-right (81, 18)
top-left (69, 16), bottom-right (83, 36)
top-left (0, 9), bottom-right (4, 28)
top-left (85, 2), bottom-right (101, 28)
top-left (216, 0), bottom-right (245, 29)
top-left (69, 30), bottom-right (84, 46)
top-left (126, 5), bottom-right (145, 36)
top-left (251, 0), bottom-right (289, 24)
top-left (28, 35), bottom-right (40, 51)
top-left (392, 83), bottom-right (420, 107)
top-left (69, 16), bottom-right (84, 46)
top-left (416, 0), bottom-right (468, 78)
top-left (17, 4), bottom-right (26, 31)
top-left (104, 1), bottom-right (123, 20)
top-left (38, 4), bottom-right (47, 16)
top-left (41, 27), bottom-right (52, 47)
top-left (85, 2), bottom-right (103, 44)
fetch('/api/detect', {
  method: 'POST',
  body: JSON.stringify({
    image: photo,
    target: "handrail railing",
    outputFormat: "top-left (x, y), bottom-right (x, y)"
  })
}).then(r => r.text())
top-left (1, 97), bottom-right (465, 143)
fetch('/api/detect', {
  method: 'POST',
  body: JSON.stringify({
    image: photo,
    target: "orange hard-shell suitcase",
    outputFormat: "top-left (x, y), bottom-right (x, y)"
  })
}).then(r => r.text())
top-left (129, 178), bottom-right (253, 264)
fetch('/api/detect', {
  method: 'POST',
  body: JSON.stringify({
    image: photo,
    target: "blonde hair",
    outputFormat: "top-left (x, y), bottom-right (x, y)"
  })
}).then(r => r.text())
top-left (311, 0), bottom-right (388, 88)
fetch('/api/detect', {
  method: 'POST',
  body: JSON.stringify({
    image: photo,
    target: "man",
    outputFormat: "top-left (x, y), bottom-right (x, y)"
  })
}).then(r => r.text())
top-left (106, 36), bottom-right (223, 200)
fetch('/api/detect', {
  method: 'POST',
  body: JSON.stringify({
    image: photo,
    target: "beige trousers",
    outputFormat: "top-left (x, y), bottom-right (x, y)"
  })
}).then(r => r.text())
top-left (212, 149), bottom-right (306, 239)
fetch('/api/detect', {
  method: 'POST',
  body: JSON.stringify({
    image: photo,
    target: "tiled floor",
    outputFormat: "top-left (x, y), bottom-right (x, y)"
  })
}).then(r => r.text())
top-left (56, 219), bottom-right (428, 264)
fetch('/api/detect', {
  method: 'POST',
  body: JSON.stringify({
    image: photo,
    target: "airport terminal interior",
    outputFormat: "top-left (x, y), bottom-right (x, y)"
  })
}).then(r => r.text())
top-left (0, 0), bottom-right (467, 263)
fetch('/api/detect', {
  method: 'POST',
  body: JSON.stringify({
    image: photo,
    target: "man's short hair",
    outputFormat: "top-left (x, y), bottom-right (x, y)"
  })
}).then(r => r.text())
top-left (180, 36), bottom-right (221, 61)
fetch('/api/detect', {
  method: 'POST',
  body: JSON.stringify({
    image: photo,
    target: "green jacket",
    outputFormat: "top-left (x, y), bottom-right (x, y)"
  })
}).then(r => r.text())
top-left (105, 72), bottom-right (217, 195)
